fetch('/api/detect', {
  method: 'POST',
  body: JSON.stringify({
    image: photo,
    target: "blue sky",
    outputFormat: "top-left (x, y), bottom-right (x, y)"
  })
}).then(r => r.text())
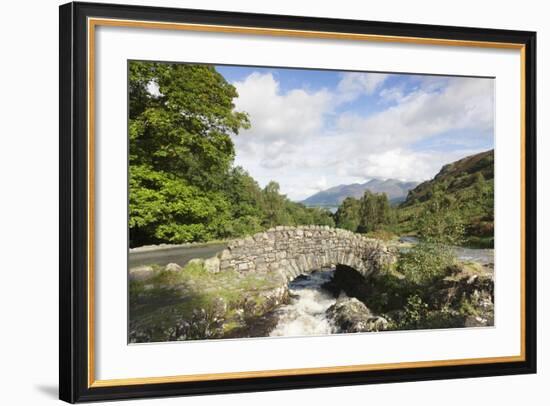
top-left (214, 65), bottom-right (494, 201)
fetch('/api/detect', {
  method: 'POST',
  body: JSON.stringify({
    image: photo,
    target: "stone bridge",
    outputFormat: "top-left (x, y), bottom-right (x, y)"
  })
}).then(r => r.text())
top-left (202, 225), bottom-right (396, 282)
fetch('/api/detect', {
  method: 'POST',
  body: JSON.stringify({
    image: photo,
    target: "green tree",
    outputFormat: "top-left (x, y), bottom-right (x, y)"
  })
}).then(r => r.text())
top-left (415, 188), bottom-right (465, 246)
top-left (357, 191), bottom-right (392, 233)
top-left (397, 187), bottom-right (464, 287)
top-left (262, 181), bottom-right (292, 227)
top-left (130, 62), bottom-right (250, 187)
top-left (224, 167), bottom-right (264, 218)
top-left (305, 206), bottom-right (335, 227)
top-left (129, 165), bottom-right (233, 245)
top-left (375, 193), bottom-right (392, 227)
top-left (129, 62), bottom-right (250, 246)
top-left (222, 167), bottom-right (265, 237)
top-left (335, 197), bottom-right (361, 231)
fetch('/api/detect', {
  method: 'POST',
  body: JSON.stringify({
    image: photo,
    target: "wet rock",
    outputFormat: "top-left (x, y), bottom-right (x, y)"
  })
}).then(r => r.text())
top-left (326, 297), bottom-right (388, 333)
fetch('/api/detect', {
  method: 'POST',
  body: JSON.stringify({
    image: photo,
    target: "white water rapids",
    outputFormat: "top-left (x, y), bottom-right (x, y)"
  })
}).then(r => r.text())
top-left (269, 270), bottom-right (338, 337)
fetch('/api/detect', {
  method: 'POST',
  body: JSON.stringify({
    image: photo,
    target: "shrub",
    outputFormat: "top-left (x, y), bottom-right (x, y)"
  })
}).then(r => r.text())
top-left (400, 294), bottom-right (428, 329)
top-left (397, 242), bottom-right (455, 286)
top-left (365, 229), bottom-right (397, 241)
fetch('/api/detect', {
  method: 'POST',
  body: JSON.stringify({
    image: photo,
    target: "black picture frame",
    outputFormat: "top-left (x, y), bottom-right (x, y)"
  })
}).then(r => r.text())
top-left (59, 1), bottom-right (537, 403)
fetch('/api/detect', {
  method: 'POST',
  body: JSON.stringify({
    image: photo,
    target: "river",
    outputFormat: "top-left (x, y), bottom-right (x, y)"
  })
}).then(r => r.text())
top-left (399, 236), bottom-right (494, 265)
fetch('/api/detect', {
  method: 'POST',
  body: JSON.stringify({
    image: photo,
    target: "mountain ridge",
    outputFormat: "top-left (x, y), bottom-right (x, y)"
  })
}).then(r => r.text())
top-left (301, 178), bottom-right (419, 207)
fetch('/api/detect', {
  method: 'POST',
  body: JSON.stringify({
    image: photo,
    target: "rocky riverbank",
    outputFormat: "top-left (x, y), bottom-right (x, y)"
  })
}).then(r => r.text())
top-left (322, 260), bottom-right (494, 333)
top-left (129, 261), bottom-right (288, 343)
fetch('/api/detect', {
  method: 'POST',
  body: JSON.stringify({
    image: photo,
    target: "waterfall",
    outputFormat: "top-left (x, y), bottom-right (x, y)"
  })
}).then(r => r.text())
top-left (269, 270), bottom-right (338, 337)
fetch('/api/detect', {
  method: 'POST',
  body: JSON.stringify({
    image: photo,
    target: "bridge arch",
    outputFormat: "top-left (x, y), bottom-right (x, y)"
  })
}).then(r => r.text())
top-left (203, 225), bottom-right (395, 282)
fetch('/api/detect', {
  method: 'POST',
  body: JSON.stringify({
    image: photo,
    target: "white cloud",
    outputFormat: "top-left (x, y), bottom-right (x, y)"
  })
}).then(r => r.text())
top-left (378, 86), bottom-right (406, 103)
top-left (344, 148), bottom-right (478, 183)
top-left (314, 176), bottom-right (328, 191)
top-left (233, 72), bottom-right (331, 141)
top-left (337, 72), bottom-right (389, 102)
top-left (230, 72), bottom-right (494, 201)
top-left (336, 77), bottom-right (494, 152)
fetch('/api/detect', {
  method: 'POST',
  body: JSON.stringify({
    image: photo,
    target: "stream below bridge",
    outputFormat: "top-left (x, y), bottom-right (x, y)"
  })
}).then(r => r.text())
top-left (269, 270), bottom-right (338, 337)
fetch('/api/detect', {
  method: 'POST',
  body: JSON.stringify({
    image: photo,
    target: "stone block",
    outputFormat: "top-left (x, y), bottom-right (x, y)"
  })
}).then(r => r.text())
top-left (165, 263), bottom-right (182, 272)
top-left (204, 256), bottom-right (220, 273)
top-left (219, 249), bottom-right (231, 260)
top-left (220, 260), bottom-right (232, 270)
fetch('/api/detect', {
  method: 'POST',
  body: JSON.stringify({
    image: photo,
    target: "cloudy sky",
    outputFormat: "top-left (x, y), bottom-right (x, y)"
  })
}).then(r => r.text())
top-left (216, 65), bottom-right (494, 202)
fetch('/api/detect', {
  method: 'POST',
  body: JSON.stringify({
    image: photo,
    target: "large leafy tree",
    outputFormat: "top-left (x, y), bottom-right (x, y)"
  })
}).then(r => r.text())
top-left (129, 62), bottom-right (250, 246)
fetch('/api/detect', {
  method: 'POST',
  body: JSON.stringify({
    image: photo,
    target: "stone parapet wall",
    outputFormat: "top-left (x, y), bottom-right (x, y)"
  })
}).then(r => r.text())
top-left (203, 225), bottom-right (395, 281)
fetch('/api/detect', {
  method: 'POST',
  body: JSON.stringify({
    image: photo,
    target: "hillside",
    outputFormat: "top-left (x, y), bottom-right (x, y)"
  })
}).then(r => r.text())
top-left (398, 149), bottom-right (494, 247)
top-left (302, 179), bottom-right (418, 207)
top-left (401, 149), bottom-right (494, 207)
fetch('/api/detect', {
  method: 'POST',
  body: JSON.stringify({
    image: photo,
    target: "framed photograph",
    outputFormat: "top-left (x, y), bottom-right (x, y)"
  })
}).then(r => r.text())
top-left (59, 1), bottom-right (536, 403)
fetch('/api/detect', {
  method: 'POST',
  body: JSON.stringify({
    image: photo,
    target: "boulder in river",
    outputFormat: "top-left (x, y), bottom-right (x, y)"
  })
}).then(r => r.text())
top-left (326, 296), bottom-right (388, 333)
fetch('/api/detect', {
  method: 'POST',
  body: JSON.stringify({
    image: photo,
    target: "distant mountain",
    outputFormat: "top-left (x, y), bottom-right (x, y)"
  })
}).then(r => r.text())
top-left (301, 179), bottom-right (419, 207)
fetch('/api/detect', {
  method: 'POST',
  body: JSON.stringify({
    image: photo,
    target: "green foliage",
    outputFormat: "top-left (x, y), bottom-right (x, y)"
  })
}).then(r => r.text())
top-left (397, 242), bottom-right (455, 286)
top-left (364, 229), bottom-right (397, 241)
top-left (400, 294), bottom-right (429, 328)
top-left (129, 164), bottom-right (235, 245)
top-left (398, 194), bottom-right (460, 286)
top-left (335, 192), bottom-right (394, 234)
top-left (129, 62), bottom-right (250, 187)
top-left (262, 181), bottom-right (289, 228)
top-left (357, 191), bottom-right (393, 233)
top-left (335, 197), bottom-right (361, 231)
top-left (414, 188), bottom-right (465, 245)
top-left (285, 203), bottom-right (335, 228)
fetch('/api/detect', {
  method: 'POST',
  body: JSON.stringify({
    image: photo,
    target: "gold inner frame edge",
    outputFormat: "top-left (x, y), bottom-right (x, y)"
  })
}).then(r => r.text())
top-left (87, 17), bottom-right (527, 388)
